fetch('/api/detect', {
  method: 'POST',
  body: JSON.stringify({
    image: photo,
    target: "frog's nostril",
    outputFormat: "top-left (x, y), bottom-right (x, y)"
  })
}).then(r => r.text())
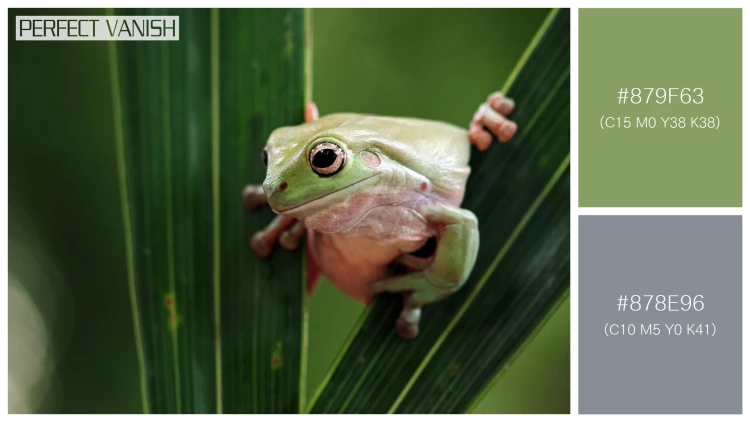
top-left (279, 182), bottom-right (288, 191)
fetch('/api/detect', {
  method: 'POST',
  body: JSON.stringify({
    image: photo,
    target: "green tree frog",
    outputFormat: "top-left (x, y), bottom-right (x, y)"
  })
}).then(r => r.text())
top-left (243, 92), bottom-right (517, 340)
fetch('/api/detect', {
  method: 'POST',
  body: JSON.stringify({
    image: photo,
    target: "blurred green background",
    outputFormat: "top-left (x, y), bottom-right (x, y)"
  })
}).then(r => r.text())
top-left (8, 8), bottom-right (569, 413)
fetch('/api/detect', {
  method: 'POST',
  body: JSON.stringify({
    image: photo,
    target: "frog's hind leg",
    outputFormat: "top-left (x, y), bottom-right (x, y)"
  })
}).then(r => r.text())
top-left (394, 255), bottom-right (432, 272)
top-left (371, 203), bottom-right (479, 341)
top-left (469, 91), bottom-right (518, 150)
top-left (391, 242), bottom-right (435, 339)
top-left (396, 304), bottom-right (422, 340)
top-left (394, 236), bottom-right (436, 272)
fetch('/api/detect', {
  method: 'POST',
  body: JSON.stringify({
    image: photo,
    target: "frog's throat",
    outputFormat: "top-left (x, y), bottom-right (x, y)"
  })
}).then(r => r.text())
top-left (275, 172), bottom-right (382, 215)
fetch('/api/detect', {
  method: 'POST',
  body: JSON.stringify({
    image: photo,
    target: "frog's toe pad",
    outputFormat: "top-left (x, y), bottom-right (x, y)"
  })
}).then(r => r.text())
top-left (396, 318), bottom-right (419, 340)
top-left (305, 102), bottom-right (319, 122)
top-left (278, 221), bottom-right (306, 251)
top-left (495, 120), bottom-right (517, 143)
top-left (468, 129), bottom-right (492, 151)
top-left (487, 91), bottom-right (515, 116)
top-left (243, 185), bottom-right (266, 210)
top-left (279, 230), bottom-right (302, 251)
top-left (250, 232), bottom-right (273, 258)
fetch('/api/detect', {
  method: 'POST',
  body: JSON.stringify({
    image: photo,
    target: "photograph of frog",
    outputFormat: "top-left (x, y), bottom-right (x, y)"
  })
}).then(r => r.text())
top-left (9, 8), bottom-right (570, 414)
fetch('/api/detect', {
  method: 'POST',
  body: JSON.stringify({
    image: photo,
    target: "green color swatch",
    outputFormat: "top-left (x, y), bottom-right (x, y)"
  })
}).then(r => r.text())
top-left (579, 9), bottom-right (741, 207)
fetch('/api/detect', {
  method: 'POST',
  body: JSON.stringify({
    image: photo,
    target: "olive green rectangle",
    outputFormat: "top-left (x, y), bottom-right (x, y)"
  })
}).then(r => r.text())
top-left (579, 9), bottom-right (741, 207)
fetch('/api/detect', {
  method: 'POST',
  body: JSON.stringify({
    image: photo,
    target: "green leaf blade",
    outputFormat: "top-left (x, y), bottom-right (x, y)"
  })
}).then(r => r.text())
top-left (112, 8), bottom-right (309, 414)
top-left (307, 8), bottom-right (570, 414)
top-left (398, 168), bottom-right (570, 413)
top-left (216, 8), bottom-right (308, 414)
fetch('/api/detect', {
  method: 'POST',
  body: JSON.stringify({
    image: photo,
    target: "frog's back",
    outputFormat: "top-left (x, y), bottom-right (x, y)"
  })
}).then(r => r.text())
top-left (272, 113), bottom-right (472, 201)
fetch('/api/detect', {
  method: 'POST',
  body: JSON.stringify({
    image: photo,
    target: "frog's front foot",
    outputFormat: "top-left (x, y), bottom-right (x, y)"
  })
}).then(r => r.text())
top-left (469, 91), bottom-right (518, 151)
top-left (242, 184), bottom-right (267, 210)
top-left (243, 184), bottom-right (306, 258)
top-left (305, 101), bottom-right (319, 122)
top-left (242, 102), bottom-right (318, 258)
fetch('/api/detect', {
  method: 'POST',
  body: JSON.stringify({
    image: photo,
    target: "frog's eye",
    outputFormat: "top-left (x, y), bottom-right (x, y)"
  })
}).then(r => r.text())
top-left (261, 149), bottom-right (268, 166)
top-left (309, 142), bottom-right (345, 177)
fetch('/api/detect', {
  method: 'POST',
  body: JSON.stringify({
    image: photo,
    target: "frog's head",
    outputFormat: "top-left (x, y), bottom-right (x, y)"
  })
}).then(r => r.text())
top-left (260, 118), bottom-right (383, 219)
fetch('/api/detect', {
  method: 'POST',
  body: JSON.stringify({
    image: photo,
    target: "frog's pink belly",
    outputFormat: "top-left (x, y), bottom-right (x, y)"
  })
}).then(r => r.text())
top-left (308, 230), bottom-right (430, 304)
top-left (302, 196), bottom-right (439, 303)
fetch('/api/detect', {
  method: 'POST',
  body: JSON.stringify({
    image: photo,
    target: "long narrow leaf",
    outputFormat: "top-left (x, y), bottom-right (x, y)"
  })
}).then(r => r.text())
top-left (307, 8), bottom-right (570, 414)
top-left (111, 8), bottom-right (309, 414)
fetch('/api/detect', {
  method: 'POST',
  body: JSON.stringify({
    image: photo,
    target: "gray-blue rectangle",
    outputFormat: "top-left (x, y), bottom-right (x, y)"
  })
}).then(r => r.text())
top-left (579, 215), bottom-right (742, 414)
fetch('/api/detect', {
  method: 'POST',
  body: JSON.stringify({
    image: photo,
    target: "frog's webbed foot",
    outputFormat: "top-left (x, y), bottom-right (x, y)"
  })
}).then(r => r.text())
top-left (243, 185), bottom-right (306, 258)
top-left (469, 91), bottom-right (518, 151)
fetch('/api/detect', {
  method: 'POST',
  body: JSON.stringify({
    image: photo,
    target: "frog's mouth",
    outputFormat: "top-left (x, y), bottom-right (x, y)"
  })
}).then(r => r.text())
top-left (275, 172), bottom-right (381, 214)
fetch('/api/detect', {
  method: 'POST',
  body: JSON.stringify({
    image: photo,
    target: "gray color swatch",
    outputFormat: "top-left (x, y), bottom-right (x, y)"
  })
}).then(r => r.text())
top-left (579, 216), bottom-right (741, 414)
